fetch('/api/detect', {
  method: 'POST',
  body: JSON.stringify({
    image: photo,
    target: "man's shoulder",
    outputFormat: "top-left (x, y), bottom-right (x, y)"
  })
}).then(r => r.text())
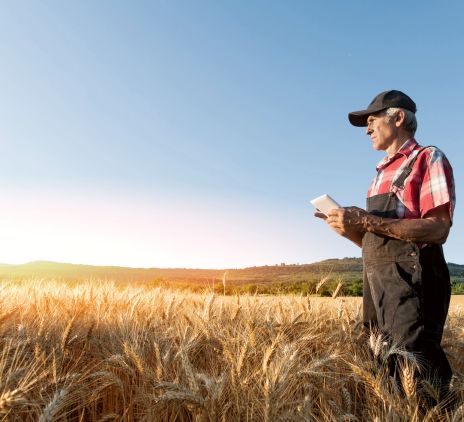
top-left (413, 144), bottom-right (450, 165)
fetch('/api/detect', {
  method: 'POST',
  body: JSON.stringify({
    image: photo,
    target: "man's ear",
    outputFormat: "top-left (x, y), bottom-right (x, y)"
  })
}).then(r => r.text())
top-left (395, 109), bottom-right (406, 128)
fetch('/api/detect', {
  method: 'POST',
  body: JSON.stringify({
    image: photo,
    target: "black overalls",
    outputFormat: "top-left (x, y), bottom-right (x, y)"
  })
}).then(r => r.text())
top-left (362, 147), bottom-right (452, 397)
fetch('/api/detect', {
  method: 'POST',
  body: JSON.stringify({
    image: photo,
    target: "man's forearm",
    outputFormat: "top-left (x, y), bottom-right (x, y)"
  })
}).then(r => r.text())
top-left (325, 205), bottom-right (450, 246)
top-left (362, 214), bottom-right (449, 244)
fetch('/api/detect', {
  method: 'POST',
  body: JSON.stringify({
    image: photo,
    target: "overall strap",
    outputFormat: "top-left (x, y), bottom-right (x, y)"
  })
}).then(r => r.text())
top-left (392, 146), bottom-right (435, 189)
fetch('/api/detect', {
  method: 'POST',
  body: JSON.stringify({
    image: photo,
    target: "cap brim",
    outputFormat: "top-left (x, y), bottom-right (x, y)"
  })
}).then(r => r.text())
top-left (348, 106), bottom-right (387, 127)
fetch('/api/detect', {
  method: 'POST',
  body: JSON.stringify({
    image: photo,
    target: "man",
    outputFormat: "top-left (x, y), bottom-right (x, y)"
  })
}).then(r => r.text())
top-left (317, 90), bottom-right (455, 402)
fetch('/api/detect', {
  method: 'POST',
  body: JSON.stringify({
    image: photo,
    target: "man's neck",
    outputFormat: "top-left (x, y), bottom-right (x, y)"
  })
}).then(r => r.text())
top-left (386, 135), bottom-right (412, 159)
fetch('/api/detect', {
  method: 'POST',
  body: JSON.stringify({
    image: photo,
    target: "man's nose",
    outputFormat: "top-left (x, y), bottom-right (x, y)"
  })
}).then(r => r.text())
top-left (366, 125), bottom-right (373, 135)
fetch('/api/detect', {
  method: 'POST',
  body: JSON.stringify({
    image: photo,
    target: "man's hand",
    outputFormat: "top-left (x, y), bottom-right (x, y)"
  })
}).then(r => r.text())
top-left (314, 207), bottom-right (367, 247)
top-left (326, 207), bottom-right (368, 236)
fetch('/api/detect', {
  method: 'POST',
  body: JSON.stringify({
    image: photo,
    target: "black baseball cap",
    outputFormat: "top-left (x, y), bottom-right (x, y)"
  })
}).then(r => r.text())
top-left (348, 90), bottom-right (417, 127)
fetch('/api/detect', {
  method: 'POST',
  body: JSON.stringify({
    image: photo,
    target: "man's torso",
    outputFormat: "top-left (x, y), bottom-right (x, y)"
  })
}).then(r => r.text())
top-left (367, 138), bottom-right (455, 221)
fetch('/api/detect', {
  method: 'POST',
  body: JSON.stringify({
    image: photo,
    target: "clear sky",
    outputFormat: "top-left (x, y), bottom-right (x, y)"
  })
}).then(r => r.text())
top-left (1, 1), bottom-right (463, 268)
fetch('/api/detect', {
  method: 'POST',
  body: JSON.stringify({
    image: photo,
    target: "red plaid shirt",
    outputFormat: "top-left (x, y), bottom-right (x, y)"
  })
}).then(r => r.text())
top-left (367, 138), bottom-right (455, 221)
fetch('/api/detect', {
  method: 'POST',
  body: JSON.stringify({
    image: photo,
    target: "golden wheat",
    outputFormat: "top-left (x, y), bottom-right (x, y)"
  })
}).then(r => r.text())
top-left (0, 279), bottom-right (462, 421)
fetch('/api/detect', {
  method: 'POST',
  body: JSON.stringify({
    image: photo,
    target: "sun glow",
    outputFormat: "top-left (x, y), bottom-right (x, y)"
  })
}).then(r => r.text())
top-left (1, 188), bottom-right (311, 269)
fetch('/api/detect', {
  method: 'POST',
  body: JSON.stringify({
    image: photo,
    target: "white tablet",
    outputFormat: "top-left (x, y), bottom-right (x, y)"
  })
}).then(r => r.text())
top-left (310, 194), bottom-right (341, 216)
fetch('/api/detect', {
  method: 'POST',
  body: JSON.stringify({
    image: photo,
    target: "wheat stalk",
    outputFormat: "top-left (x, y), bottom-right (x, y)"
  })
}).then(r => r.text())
top-left (38, 388), bottom-right (67, 422)
top-left (400, 362), bottom-right (416, 399)
top-left (452, 404), bottom-right (464, 422)
top-left (332, 280), bottom-right (344, 298)
top-left (203, 294), bottom-right (216, 319)
top-left (153, 341), bottom-right (163, 379)
top-left (0, 388), bottom-right (25, 414)
top-left (60, 316), bottom-right (76, 352)
top-left (0, 308), bottom-right (19, 328)
top-left (341, 387), bottom-right (352, 413)
top-left (222, 271), bottom-right (228, 296)
top-left (97, 413), bottom-right (120, 422)
top-left (179, 349), bottom-right (199, 393)
top-left (369, 331), bottom-right (385, 359)
top-left (315, 268), bottom-right (333, 294)
top-left (123, 342), bottom-right (145, 375)
top-left (262, 335), bottom-right (281, 373)
top-left (155, 389), bottom-right (205, 407)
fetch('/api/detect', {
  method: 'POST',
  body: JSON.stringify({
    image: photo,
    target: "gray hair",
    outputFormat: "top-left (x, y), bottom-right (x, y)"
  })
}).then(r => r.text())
top-left (385, 107), bottom-right (417, 136)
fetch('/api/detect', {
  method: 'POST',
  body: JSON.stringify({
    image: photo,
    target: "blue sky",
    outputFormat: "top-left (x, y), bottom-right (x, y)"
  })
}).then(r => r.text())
top-left (1, 1), bottom-right (463, 268)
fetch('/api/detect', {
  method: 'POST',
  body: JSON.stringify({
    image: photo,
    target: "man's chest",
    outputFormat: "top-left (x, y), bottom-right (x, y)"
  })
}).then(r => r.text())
top-left (367, 155), bottom-right (424, 218)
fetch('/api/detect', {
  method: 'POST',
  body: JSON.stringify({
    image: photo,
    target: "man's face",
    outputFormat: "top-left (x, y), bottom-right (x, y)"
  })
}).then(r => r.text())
top-left (366, 111), bottom-right (398, 151)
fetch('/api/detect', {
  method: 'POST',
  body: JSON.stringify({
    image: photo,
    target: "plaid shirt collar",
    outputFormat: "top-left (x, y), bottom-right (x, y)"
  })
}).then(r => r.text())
top-left (376, 138), bottom-right (419, 171)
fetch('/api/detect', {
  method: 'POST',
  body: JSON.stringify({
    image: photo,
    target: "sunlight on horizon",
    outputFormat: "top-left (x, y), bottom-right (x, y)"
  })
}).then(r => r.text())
top-left (0, 189), bottom-right (332, 269)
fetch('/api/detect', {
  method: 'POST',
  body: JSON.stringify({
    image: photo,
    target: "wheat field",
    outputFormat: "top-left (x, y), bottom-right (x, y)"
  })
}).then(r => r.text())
top-left (0, 280), bottom-right (463, 421)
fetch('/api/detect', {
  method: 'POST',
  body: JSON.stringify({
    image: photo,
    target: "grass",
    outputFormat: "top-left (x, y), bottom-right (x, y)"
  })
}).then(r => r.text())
top-left (0, 279), bottom-right (463, 421)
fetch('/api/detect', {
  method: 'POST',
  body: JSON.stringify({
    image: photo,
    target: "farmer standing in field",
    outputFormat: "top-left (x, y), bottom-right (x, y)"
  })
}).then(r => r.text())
top-left (316, 90), bottom-right (455, 403)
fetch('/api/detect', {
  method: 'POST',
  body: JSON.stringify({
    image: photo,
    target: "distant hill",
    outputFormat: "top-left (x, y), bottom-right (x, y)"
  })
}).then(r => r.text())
top-left (0, 261), bottom-right (222, 284)
top-left (0, 258), bottom-right (462, 286)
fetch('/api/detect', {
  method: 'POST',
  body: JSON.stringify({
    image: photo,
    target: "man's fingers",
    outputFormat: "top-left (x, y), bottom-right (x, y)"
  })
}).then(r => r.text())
top-left (314, 211), bottom-right (327, 220)
top-left (327, 207), bottom-right (344, 217)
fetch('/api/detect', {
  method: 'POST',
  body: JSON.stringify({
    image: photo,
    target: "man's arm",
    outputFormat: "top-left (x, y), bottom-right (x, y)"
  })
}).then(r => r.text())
top-left (325, 204), bottom-right (451, 245)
